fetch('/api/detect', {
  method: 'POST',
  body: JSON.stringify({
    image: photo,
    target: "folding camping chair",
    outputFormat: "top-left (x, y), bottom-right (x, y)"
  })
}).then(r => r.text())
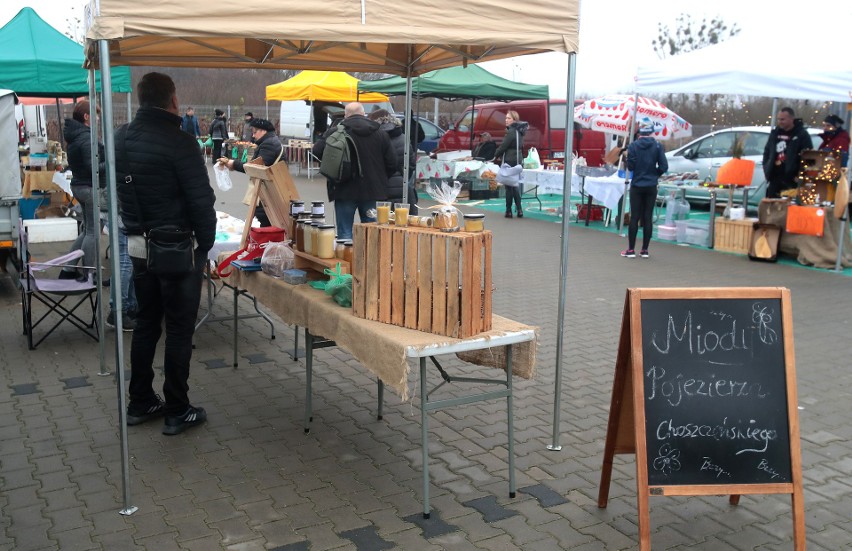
top-left (18, 220), bottom-right (99, 350)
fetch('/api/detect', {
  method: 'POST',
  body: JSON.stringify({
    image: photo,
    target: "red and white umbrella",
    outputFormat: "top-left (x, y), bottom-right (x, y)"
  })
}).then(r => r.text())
top-left (574, 94), bottom-right (692, 141)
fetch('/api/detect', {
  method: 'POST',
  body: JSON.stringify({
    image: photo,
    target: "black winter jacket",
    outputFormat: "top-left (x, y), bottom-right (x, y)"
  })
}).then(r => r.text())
top-left (115, 107), bottom-right (217, 252)
top-left (493, 121), bottom-right (529, 166)
top-left (234, 132), bottom-right (283, 172)
top-left (209, 116), bottom-right (228, 140)
top-left (314, 115), bottom-right (396, 202)
top-left (63, 118), bottom-right (105, 188)
top-left (627, 136), bottom-right (668, 187)
top-left (763, 119), bottom-right (813, 183)
top-left (380, 121), bottom-right (416, 201)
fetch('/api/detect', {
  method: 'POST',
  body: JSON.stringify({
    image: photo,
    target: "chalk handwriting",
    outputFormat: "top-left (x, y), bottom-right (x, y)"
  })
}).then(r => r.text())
top-left (646, 366), bottom-right (768, 407)
top-left (653, 444), bottom-right (681, 475)
top-left (650, 310), bottom-right (754, 356)
top-left (656, 417), bottom-right (778, 455)
top-left (752, 303), bottom-right (778, 345)
top-left (700, 457), bottom-right (732, 479)
top-left (757, 458), bottom-right (782, 479)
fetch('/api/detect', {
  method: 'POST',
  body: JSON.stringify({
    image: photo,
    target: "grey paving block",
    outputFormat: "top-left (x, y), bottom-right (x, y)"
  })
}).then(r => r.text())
top-left (243, 353), bottom-right (273, 364)
top-left (519, 484), bottom-right (569, 508)
top-left (202, 358), bottom-right (229, 369)
top-left (269, 543), bottom-right (310, 551)
top-left (9, 383), bottom-right (39, 396)
top-left (339, 525), bottom-right (395, 551)
top-left (463, 495), bottom-right (518, 523)
top-left (60, 376), bottom-right (91, 390)
top-left (404, 509), bottom-right (459, 539)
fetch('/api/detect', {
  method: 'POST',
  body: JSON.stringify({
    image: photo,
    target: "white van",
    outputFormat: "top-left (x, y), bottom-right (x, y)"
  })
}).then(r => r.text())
top-left (277, 100), bottom-right (394, 141)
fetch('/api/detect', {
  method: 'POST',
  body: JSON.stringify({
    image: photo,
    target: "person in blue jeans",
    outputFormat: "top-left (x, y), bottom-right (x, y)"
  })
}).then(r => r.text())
top-left (106, 216), bottom-right (137, 331)
top-left (622, 119), bottom-right (668, 259)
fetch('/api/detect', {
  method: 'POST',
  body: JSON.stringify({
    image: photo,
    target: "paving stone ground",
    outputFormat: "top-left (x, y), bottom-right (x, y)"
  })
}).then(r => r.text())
top-left (2, 167), bottom-right (851, 550)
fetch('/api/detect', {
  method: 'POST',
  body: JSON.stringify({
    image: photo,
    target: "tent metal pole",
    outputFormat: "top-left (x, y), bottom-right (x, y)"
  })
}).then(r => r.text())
top-left (402, 49), bottom-right (413, 205)
top-left (126, 92), bottom-right (131, 124)
top-left (434, 97), bottom-right (439, 125)
top-left (617, 91), bottom-right (640, 236)
top-left (97, 39), bottom-right (136, 517)
top-left (470, 98), bottom-right (476, 149)
top-left (770, 98), bottom-right (778, 127)
top-left (88, 68), bottom-right (109, 378)
top-left (549, 52), bottom-right (577, 452)
top-left (55, 99), bottom-right (64, 148)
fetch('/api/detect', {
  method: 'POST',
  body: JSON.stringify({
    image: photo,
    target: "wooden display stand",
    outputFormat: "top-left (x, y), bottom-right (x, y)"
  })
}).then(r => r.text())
top-left (599, 288), bottom-right (805, 550)
top-left (351, 223), bottom-right (492, 339)
top-left (293, 250), bottom-right (349, 275)
top-left (714, 217), bottom-right (757, 254)
top-left (241, 161), bottom-right (299, 247)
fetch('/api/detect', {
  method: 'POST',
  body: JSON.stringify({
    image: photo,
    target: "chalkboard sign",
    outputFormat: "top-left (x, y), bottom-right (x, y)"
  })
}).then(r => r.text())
top-left (641, 297), bottom-right (792, 486)
top-left (598, 288), bottom-right (805, 551)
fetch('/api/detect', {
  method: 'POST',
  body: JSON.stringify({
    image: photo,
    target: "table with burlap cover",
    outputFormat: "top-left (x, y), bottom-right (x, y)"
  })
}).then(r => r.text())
top-left (227, 268), bottom-right (537, 400)
top-left (759, 199), bottom-right (852, 268)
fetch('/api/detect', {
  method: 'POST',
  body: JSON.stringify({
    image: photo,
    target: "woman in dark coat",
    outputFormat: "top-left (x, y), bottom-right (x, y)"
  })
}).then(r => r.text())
top-left (493, 110), bottom-right (529, 218)
top-left (209, 109), bottom-right (228, 165)
top-left (219, 118), bottom-right (284, 227)
top-left (818, 114), bottom-right (850, 166)
top-left (369, 109), bottom-right (419, 213)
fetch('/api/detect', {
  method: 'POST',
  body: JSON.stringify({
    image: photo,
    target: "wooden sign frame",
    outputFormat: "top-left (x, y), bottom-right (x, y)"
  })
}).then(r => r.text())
top-left (241, 161), bottom-right (300, 247)
top-left (598, 287), bottom-right (805, 550)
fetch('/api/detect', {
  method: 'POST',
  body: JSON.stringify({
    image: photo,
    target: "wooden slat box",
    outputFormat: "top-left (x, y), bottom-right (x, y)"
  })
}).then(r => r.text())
top-left (352, 223), bottom-right (492, 339)
top-left (714, 217), bottom-right (757, 254)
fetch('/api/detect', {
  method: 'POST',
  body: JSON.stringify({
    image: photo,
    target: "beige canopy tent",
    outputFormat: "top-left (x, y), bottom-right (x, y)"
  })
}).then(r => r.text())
top-left (83, 0), bottom-right (580, 516)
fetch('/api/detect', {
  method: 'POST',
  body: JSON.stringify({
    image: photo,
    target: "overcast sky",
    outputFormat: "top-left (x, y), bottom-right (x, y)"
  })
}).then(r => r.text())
top-left (5, 0), bottom-right (851, 98)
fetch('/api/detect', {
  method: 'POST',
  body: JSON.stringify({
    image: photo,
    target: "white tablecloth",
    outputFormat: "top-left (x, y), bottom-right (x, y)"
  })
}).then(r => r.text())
top-left (416, 158), bottom-right (500, 181)
top-left (208, 211), bottom-right (256, 261)
top-left (521, 169), bottom-right (628, 211)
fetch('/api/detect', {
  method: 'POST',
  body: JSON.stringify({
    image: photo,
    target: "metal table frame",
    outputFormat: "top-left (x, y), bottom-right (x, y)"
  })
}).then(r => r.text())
top-left (302, 327), bottom-right (534, 519)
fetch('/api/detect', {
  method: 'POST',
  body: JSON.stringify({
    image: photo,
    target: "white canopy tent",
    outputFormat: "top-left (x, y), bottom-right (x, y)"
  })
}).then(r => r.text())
top-left (84, 0), bottom-right (581, 515)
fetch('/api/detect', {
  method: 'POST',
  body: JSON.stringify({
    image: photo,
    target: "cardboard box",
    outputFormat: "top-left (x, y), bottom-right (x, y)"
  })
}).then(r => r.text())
top-left (352, 223), bottom-right (492, 338)
top-left (23, 218), bottom-right (78, 243)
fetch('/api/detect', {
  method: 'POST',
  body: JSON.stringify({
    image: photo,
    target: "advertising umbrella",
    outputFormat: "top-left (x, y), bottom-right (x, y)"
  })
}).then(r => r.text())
top-left (573, 94), bottom-right (692, 140)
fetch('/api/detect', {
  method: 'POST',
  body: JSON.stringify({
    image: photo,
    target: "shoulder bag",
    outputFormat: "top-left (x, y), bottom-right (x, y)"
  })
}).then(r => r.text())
top-left (496, 129), bottom-right (524, 187)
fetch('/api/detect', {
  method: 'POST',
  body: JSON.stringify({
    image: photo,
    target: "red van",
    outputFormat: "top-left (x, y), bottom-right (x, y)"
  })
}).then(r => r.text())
top-left (435, 99), bottom-right (607, 166)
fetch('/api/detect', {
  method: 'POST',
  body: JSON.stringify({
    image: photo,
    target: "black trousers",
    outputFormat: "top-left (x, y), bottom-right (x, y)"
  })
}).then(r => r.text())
top-left (211, 139), bottom-right (224, 165)
top-left (628, 185), bottom-right (657, 251)
top-left (505, 185), bottom-right (522, 213)
top-left (129, 250), bottom-right (204, 415)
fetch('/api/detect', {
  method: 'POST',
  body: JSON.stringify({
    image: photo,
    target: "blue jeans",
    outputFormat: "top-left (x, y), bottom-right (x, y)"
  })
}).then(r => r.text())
top-left (334, 199), bottom-right (377, 240)
top-left (110, 225), bottom-right (137, 314)
top-left (67, 185), bottom-right (98, 274)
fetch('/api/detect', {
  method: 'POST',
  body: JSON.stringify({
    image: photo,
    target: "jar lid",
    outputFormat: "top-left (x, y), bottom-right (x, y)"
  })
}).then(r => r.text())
top-left (318, 224), bottom-right (335, 230)
top-left (310, 213), bottom-right (325, 219)
top-left (344, 242), bottom-right (353, 247)
top-left (336, 239), bottom-right (348, 244)
top-left (291, 200), bottom-right (305, 204)
top-left (464, 213), bottom-right (485, 219)
top-left (311, 201), bottom-right (325, 205)
top-left (296, 219), bottom-right (309, 224)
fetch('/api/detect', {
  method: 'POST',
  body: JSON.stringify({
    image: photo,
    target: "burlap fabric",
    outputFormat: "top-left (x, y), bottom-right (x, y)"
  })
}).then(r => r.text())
top-left (225, 263), bottom-right (537, 400)
top-left (758, 199), bottom-right (852, 268)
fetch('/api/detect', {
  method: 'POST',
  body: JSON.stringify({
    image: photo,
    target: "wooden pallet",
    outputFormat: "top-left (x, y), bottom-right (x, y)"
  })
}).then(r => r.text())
top-left (351, 223), bottom-right (492, 338)
top-left (714, 218), bottom-right (757, 254)
top-left (293, 250), bottom-right (350, 275)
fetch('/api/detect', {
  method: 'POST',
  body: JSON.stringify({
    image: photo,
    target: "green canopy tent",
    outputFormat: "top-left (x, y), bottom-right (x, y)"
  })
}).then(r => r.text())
top-left (0, 7), bottom-right (131, 97)
top-left (359, 64), bottom-right (549, 151)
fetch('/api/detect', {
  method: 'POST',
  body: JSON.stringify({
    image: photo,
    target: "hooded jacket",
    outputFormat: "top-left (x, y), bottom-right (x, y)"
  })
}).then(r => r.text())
top-left (233, 131), bottom-right (283, 173)
top-left (115, 107), bottom-right (216, 253)
top-left (762, 119), bottom-right (813, 183)
top-left (379, 121), bottom-right (416, 201)
top-left (627, 136), bottom-right (668, 187)
top-left (63, 118), bottom-right (106, 188)
top-left (818, 128), bottom-right (850, 166)
top-left (314, 115), bottom-right (396, 202)
top-left (493, 121), bottom-right (529, 166)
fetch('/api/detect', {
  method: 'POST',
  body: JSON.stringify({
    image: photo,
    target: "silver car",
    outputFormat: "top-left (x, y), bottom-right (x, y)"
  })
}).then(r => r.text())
top-left (660, 126), bottom-right (821, 208)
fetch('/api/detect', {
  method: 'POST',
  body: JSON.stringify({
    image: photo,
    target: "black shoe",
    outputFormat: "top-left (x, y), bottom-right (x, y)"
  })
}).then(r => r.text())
top-left (58, 269), bottom-right (79, 280)
top-left (101, 278), bottom-right (110, 287)
top-left (107, 310), bottom-right (137, 332)
top-left (516, 210), bottom-right (524, 218)
top-left (163, 406), bottom-right (207, 436)
top-left (126, 395), bottom-right (165, 426)
top-left (505, 211), bottom-right (513, 218)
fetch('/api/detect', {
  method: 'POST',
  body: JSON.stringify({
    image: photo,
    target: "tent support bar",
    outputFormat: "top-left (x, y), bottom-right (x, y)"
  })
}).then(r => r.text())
top-left (549, 52), bottom-right (577, 452)
top-left (402, 47), bottom-right (413, 205)
top-left (836, 142), bottom-right (852, 272)
top-left (97, 39), bottom-right (136, 516)
top-left (88, 70), bottom-right (109, 379)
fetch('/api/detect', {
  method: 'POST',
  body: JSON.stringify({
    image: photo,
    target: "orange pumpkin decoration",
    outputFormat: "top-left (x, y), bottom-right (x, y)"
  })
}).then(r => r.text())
top-left (715, 134), bottom-right (755, 187)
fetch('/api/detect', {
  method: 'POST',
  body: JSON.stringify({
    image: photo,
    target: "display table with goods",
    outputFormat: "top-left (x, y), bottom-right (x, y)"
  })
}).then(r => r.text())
top-left (521, 167), bottom-right (626, 223)
top-left (220, 183), bottom-right (537, 517)
top-left (415, 156), bottom-right (500, 182)
top-left (758, 199), bottom-right (852, 269)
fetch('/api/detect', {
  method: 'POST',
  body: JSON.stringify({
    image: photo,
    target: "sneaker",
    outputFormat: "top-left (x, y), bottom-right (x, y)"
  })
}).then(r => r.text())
top-left (126, 395), bottom-right (165, 426)
top-left (505, 211), bottom-right (513, 218)
top-left (58, 269), bottom-right (79, 280)
top-left (620, 249), bottom-right (636, 258)
top-left (516, 210), bottom-right (524, 218)
top-left (162, 406), bottom-right (207, 436)
top-left (640, 250), bottom-right (650, 258)
top-left (106, 310), bottom-right (136, 332)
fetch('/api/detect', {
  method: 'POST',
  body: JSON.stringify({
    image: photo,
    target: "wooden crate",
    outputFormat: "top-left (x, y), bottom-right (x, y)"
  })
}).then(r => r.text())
top-left (714, 218), bottom-right (757, 254)
top-left (352, 223), bottom-right (492, 338)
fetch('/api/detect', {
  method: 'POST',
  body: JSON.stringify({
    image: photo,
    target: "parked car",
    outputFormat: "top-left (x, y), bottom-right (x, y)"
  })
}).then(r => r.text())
top-left (395, 114), bottom-right (444, 153)
top-left (661, 125), bottom-right (822, 208)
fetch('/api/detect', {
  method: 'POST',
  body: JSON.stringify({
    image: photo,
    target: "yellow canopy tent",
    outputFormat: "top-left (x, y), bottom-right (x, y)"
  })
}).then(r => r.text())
top-left (265, 71), bottom-right (387, 102)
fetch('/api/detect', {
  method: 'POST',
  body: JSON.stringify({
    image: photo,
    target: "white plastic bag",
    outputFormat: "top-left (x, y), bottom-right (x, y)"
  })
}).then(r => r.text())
top-left (426, 180), bottom-right (464, 231)
top-left (260, 241), bottom-right (295, 278)
top-left (213, 164), bottom-right (233, 192)
top-left (523, 147), bottom-right (541, 169)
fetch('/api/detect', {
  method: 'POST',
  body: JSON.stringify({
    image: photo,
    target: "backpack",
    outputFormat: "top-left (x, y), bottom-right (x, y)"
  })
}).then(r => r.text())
top-left (320, 125), bottom-right (361, 184)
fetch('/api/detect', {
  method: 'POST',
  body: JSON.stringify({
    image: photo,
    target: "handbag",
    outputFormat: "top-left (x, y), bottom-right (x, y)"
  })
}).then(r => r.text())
top-left (495, 130), bottom-right (524, 187)
top-left (122, 129), bottom-right (196, 277)
top-left (217, 226), bottom-right (287, 277)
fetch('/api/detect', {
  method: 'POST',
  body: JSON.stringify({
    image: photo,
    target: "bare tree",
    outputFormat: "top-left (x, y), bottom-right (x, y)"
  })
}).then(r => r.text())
top-left (651, 14), bottom-right (740, 59)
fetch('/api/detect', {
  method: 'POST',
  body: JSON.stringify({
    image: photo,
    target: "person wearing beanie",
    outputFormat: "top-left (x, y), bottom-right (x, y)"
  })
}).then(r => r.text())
top-left (621, 119), bottom-right (667, 259)
top-left (209, 108), bottom-right (228, 165)
top-left (818, 114), bottom-right (850, 166)
top-left (219, 118), bottom-right (283, 227)
top-left (241, 112), bottom-right (255, 142)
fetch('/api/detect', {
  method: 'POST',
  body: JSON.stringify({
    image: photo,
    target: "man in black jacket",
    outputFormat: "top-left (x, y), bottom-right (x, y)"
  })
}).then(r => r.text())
top-left (763, 107), bottom-right (813, 199)
top-left (313, 102), bottom-right (396, 239)
top-left (116, 72), bottom-right (216, 436)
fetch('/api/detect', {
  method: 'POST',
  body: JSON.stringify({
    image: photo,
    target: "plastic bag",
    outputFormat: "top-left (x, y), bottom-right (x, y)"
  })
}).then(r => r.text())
top-left (213, 164), bottom-right (233, 191)
top-left (309, 263), bottom-right (352, 307)
top-left (523, 147), bottom-right (541, 169)
top-left (260, 241), bottom-right (295, 278)
top-left (426, 180), bottom-right (463, 231)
